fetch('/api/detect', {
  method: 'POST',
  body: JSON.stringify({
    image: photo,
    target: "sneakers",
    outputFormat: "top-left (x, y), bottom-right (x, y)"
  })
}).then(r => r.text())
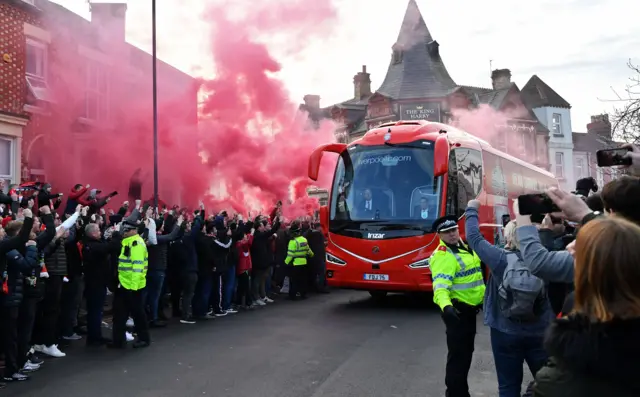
top-left (36, 344), bottom-right (66, 358)
top-left (263, 297), bottom-right (274, 303)
top-left (126, 332), bottom-right (135, 342)
top-left (180, 317), bottom-right (196, 324)
top-left (62, 333), bottom-right (82, 341)
top-left (195, 314), bottom-right (215, 320)
top-left (214, 311), bottom-right (227, 317)
top-left (21, 362), bottom-right (40, 373)
top-left (225, 308), bottom-right (238, 314)
top-left (126, 318), bottom-right (135, 327)
top-left (254, 299), bottom-right (266, 306)
top-left (3, 373), bottom-right (29, 382)
top-left (27, 351), bottom-right (44, 366)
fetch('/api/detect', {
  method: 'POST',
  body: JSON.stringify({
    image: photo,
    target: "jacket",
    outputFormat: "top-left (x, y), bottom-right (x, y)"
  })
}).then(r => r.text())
top-left (516, 225), bottom-right (574, 284)
top-left (195, 233), bottom-right (215, 274)
top-left (305, 229), bottom-right (326, 266)
top-left (23, 213), bottom-right (56, 300)
top-left (147, 220), bottom-right (180, 272)
top-left (251, 220), bottom-right (280, 269)
top-left (43, 227), bottom-right (78, 276)
top-left (212, 232), bottom-right (232, 274)
top-left (0, 216), bottom-right (34, 277)
top-left (83, 233), bottom-right (122, 288)
top-left (533, 314), bottom-right (640, 397)
top-left (465, 207), bottom-right (554, 336)
top-left (236, 235), bottom-right (253, 275)
top-left (64, 186), bottom-right (88, 215)
top-left (3, 245), bottom-right (39, 307)
top-left (171, 216), bottom-right (202, 274)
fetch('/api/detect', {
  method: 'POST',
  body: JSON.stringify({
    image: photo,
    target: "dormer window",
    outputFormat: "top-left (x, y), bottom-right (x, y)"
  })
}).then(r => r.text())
top-left (392, 44), bottom-right (403, 64)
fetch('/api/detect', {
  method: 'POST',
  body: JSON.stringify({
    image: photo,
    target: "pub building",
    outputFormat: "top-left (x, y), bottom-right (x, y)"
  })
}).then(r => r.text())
top-left (300, 0), bottom-right (552, 170)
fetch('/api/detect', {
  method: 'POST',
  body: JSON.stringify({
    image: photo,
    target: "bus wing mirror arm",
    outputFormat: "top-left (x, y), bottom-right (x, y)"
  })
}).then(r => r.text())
top-left (433, 136), bottom-right (449, 177)
top-left (308, 143), bottom-right (347, 181)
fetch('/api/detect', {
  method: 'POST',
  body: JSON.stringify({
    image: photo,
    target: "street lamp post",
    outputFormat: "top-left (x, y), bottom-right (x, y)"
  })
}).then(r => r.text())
top-left (151, 0), bottom-right (159, 210)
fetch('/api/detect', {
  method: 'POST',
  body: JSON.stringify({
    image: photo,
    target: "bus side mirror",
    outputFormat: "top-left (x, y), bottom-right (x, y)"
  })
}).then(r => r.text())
top-left (319, 206), bottom-right (329, 235)
top-left (433, 135), bottom-right (449, 177)
top-left (308, 143), bottom-right (347, 181)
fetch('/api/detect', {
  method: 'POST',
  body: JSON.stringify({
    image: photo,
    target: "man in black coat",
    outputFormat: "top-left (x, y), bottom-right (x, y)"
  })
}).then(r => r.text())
top-left (305, 223), bottom-right (328, 293)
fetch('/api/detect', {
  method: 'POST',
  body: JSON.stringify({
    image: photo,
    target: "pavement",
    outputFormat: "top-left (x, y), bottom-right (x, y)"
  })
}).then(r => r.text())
top-left (3, 290), bottom-right (532, 397)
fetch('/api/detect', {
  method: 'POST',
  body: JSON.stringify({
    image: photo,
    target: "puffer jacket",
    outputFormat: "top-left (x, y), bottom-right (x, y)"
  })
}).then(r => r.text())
top-left (3, 245), bottom-right (39, 307)
top-left (533, 314), bottom-right (640, 397)
top-left (44, 237), bottom-right (70, 276)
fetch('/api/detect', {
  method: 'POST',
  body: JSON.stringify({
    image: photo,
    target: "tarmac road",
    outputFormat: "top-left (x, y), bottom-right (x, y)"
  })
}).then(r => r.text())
top-left (4, 290), bottom-right (531, 397)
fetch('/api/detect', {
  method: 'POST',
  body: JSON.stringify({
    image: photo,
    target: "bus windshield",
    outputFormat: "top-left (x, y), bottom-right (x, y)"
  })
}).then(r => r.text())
top-left (330, 140), bottom-right (442, 233)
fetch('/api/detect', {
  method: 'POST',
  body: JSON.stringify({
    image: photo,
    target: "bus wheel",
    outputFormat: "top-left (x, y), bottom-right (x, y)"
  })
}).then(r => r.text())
top-left (368, 291), bottom-right (388, 300)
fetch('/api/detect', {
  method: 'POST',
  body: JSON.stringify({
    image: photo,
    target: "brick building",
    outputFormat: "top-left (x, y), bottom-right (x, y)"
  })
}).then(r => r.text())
top-left (300, 0), bottom-right (552, 170)
top-left (0, 0), bottom-right (196, 202)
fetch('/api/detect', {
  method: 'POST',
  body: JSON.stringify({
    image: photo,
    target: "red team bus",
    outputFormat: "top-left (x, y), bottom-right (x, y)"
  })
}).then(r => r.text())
top-left (308, 120), bottom-right (558, 298)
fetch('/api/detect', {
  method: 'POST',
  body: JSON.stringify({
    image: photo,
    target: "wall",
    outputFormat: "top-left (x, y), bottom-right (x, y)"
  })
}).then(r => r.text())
top-left (0, 3), bottom-right (46, 184)
top-left (533, 106), bottom-right (574, 191)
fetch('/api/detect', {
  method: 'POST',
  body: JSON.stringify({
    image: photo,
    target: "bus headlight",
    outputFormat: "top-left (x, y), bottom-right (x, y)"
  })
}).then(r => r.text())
top-left (326, 253), bottom-right (347, 266)
top-left (408, 258), bottom-right (430, 269)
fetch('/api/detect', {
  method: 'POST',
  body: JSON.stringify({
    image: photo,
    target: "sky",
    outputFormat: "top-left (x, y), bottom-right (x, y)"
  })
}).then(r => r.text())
top-left (53, 0), bottom-right (639, 133)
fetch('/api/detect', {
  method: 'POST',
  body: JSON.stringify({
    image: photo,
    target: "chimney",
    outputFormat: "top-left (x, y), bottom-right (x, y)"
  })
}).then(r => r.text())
top-left (587, 114), bottom-right (612, 141)
top-left (90, 2), bottom-right (127, 43)
top-left (491, 68), bottom-right (512, 90)
top-left (303, 95), bottom-right (320, 109)
top-left (353, 65), bottom-right (372, 99)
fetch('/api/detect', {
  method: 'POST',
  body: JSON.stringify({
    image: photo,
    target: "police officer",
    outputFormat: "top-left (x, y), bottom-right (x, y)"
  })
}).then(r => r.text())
top-left (111, 220), bottom-right (151, 348)
top-left (430, 215), bottom-right (485, 397)
top-left (284, 221), bottom-right (314, 300)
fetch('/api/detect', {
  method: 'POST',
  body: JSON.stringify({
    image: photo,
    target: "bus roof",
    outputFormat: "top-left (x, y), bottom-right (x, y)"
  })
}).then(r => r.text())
top-left (354, 120), bottom-right (555, 179)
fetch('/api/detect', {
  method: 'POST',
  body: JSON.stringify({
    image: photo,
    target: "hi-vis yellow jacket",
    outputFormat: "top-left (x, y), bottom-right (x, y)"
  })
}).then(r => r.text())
top-left (285, 236), bottom-right (314, 266)
top-left (429, 239), bottom-right (485, 310)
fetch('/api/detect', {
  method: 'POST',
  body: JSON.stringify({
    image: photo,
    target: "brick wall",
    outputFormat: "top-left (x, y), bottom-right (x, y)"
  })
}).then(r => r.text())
top-left (0, 3), bottom-right (41, 116)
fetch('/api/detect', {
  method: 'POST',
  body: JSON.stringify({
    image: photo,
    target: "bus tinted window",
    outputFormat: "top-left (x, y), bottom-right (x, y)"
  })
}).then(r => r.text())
top-left (330, 143), bottom-right (442, 223)
top-left (446, 148), bottom-right (483, 218)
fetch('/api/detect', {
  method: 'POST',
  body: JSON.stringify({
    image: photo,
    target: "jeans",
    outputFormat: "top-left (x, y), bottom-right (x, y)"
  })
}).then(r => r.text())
top-left (193, 272), bottom-right (212, 317)
top-left (223, 265), bottom-right (236, 310)
top-left (85, 284), bottom-right (107, 343)
top-left (145, 270), bottom-right (166, 321)
top-left (33, 276), bottom-right (63, 347)
top-left (60, 276), bottom-right (83, 337)
top-left (181, 273), bottom-right (198, 320)
top-left (490, 328), bottom-right (548, 397)
top-left (265, 265), bottom-right (273, 295)
top-left (252, 267), bottom-right (269, 301)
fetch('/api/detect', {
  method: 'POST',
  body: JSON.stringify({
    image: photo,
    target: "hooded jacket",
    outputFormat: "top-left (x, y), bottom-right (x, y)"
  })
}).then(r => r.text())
top-left (3, 245), bottom-right (39, 307)
top-left (533, 314), bottom-right (640, 397)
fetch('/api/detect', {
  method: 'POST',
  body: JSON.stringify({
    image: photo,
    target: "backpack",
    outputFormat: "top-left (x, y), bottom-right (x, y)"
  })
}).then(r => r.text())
top-left (497, 252), bottom-right (546, 322)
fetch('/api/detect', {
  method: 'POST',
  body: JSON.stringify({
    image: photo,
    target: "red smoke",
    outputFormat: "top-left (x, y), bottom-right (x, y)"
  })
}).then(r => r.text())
top-left (32, 0), bottom-right (337, 217)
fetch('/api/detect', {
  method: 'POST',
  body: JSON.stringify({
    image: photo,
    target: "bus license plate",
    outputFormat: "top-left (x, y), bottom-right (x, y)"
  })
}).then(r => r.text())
top-left (363, 274), bottom-right (389, 281)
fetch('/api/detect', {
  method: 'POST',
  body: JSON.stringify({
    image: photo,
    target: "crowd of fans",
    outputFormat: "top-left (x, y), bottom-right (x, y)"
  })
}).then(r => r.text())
top-left (0, 182), bottom-right (328, 388)
top-left (455, 143), bottom-right (640, 397)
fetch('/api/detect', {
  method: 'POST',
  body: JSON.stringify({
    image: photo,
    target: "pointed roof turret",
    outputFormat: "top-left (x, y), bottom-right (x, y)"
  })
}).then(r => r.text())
top-left (376, 0), bottom-right (456, 100)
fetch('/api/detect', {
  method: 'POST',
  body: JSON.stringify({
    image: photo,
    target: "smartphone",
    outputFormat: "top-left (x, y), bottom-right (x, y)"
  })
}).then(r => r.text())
top-left (518, 193), bottom-right (560, 215)
top-left (108, 191), bottom-right (118, 198)
top-left (596, 148), bottom-right (632, 167)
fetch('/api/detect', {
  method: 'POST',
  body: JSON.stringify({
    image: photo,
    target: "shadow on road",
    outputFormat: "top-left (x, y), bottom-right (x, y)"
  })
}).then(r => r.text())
top-left (329, 292), bottom-right (442, 314)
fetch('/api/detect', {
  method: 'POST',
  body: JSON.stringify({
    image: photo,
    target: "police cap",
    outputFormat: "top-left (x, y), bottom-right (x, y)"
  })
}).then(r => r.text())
top-left (432, 215), bottom-right (459, 233)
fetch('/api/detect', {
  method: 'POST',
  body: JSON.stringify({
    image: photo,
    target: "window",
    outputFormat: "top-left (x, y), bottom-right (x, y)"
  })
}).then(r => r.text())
top-left (83, 60), bottom-right (109, 121)
top-left (596, 167), bottom-right (604, 188)
top-left (574, 158), bottom-right (584, 180)
top-left (555, 152), bottom-right (564, 178)
top-left (446, 148), bottom-right (483, 218)
top-left (552, 113), bottom-right (562, 136)
top-left (0, 138), bottom-right (13, 179)
top-left (392, 49), bottom-right (403, 64)
top-left (25, 39), bottom-right (50, 102)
